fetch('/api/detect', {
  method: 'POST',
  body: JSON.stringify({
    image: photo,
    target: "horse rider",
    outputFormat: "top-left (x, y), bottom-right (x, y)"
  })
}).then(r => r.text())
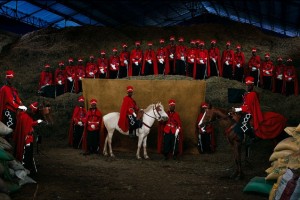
top-left (118, 86), bottom-right (143, 138)
top-left (158, 99), bottom-right (182, 160)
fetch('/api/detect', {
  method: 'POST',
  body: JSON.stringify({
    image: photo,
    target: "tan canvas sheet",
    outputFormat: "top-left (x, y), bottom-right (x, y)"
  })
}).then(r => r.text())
top-left (82, 79), bottom-right (206, 154)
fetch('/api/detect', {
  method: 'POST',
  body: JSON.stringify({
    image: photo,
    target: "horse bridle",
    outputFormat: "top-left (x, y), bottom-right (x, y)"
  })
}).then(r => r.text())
top-left (144, 103), bottom-right (162, 120)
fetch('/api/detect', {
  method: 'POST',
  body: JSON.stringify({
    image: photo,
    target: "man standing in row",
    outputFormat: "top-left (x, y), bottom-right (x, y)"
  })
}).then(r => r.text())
top-left (129, 41), bottom-right (143, 76)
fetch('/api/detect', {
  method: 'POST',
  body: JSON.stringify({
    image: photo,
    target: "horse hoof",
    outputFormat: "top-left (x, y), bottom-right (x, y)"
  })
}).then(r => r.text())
top-left (103, 152), bottom-right (108, 156)
top-left (110, 154), bottom-right (115, 158)
top-left (144, 156), bottom-right (150, 160)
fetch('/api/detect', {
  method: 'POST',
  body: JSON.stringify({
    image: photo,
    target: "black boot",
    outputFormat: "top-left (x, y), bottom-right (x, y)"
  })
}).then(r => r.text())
top-left (129, 128), bottom-right (136, 138)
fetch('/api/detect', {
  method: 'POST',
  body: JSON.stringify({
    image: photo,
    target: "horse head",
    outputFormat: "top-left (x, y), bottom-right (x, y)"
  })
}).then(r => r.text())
top-left (153, 102), bottom-right (168, 121)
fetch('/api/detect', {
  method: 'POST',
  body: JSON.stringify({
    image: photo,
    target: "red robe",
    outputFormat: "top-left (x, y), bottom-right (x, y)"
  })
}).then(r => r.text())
top-left (187, 47), bottom-right (197, 75)
top-left (221, 49), bottom-right (235, 66)
top-left (247, 55), bottom-right (261, 76)
top-left (97, 57), bottom-right (108, 77)
top-left (14, 111), bottom-right (38, 162)
top-left (54, 68), bottom-right (67, 90)
top-left (39, 71), bottom-right (53, 89)
top-left (175, 45), bottom-right (187, 61)
top-left (108, 55), bottom-right (120, 77)
top-left (272, 64), bottom-right (285, 93)
top-left (129, 49), bottom-right (143, 76)
top-left (196, 112), bottom-right (216, 152)
top-left (261, 60), bottom-right (275, 85)
top-left (118, 96), bottom-right (139, 132)
top-left (156, 47), bottom-right (170, 74)
top-left (166, 44), bottom-right (176, 73)
top-left (82, 108), bottom-right (103, 152)
top-left (120, 51), bottom-right (130, 66)
top-left (283, 65), bottom-right (299, 96)
top-left (68, 106), bottom-right (87, 146)
top-left (233, 51), bottom-right (246, 74)
top-left (0, 85), bottom-right (22, 121)
top-left (207, 47), bottom-right (222, 77)
top-left (142, 49), bottom-right (158, 75)
top-left (194, 48), bottom-right (208, 79)
top-left (75, 65), bottom-right (86, 93)
top-left (241, 91), bottom-right (286, 139)
top-left (85, 62), bottom-right (98, 78)
top-left (157, 111), bottom-right (183, 155)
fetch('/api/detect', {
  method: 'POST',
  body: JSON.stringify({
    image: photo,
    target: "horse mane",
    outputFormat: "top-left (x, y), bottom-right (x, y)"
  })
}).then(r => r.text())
top-left (144, 104), bottom-right (155, 112)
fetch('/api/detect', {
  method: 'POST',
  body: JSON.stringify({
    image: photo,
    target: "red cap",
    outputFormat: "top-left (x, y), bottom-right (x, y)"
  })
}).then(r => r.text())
top-left (30, 102), bottom-right (39, 112)
top-left (159, 39), bottom-right (165, 43)
top-left (190, 40), bottom-right (196, 44)
top-left (277, 57), bottom-right (282, 61)
top-left (168, 99), bottom-right (176, 106)
top-left (78, 58), bottom-right (83, 62)
top-left (170, 36), bottom-right (175, 41)
top-left (178, 37), bottom-right (184, 42)
top-left (90, 99), bottom-right (97, 105)
top-left (201, 102), bottom-right (209, 108)
top-left (78, 96), bottom-right (84, 102)
top-left (6, 70), bottom-right (14, 79)
top-left (127, 85), bottom-right (133, 92)
top-left (287, 58), bottom-right (292, 62)
top-left (226, 41), bottom-right (231, 46)
top-left (236, 45), bottom-right (241, 49)
top-left (265, 53), bottom-right (270, 58)
top-left (68, 58), bottom-right (74, 62)
top-left (199, 41), bottom-right (205, 45)
top-left (59, 61), bottom-right (64, 66)
top-left (147, 42), bottom-right (153, 46)
top-left (245, 76), bottom-right (255, 85)
top-left (122, 43), bottom-right (128, 48)
top-left (45, 64), bottom-right (50, 68)
top-left (89, 55), bottom-right (94, 59)
top-left (100, 50), bottom-right (106, 55)
top-left (135, 41), bottom-right (141, 46)
top-left (252, 48), bottom-right (257, 52)
top-left (211, 39), bottom-right (216, 44)
top-left (195, 39), bottom-right (200, 44)
top-left (112, 48), bottom-right (118, 52)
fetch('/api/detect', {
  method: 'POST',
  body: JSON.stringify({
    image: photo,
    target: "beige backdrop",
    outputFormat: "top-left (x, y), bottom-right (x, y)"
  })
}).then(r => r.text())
top-left (82, 79), bottom-right (206, 154)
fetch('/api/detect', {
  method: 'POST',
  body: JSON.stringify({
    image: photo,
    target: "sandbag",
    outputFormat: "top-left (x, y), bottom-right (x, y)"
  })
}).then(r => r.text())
top-left (269, 183), bottom-right (278, 200)
top-left (274, 137), bottom-right (300, 152)
top-left (243, 176), bottom-right (275, 195)
top-left (0, 193), bottom-right (11, 200)
top-left (287, 152), bottom-right (300, 170)
top-left (0, 137), bottom-right (12, 150)
top-left (269, 150), bottom-right (294, 162)
top-left (266, 167), bottom-right (287, 180)
top-left (8, 160), bottom-right (25, 171)
top-left (0, 122), bottom-right (12, 136)
top-left (0, 149), bottom-right (13, 161)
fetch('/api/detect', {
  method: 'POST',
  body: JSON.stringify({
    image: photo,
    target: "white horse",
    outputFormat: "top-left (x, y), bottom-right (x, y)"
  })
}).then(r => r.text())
top-left (102, 102), bottom-right (168, 159)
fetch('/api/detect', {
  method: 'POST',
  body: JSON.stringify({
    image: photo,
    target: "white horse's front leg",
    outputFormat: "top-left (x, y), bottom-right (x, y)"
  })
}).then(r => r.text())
top-left (107, 133), bottom-right (115, 157)
top-left (136, 135), bottom-right (143, 160)
top-left (143, 136), bottom-right (149, 159)
top-left (103, 136), bottom-right (108, 156)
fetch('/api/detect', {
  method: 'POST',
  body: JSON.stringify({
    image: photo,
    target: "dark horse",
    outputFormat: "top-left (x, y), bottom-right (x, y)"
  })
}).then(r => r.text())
top-left (199, 106), bottom-right (287, 180)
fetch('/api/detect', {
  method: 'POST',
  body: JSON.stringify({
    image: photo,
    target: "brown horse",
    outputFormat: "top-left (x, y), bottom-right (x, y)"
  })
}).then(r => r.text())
top-left (198, 106), bottom-right (252, 180)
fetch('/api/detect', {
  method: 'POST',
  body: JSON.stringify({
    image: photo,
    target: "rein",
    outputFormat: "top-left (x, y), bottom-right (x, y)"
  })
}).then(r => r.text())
top-left (143, 104), bottom-right (161, 129)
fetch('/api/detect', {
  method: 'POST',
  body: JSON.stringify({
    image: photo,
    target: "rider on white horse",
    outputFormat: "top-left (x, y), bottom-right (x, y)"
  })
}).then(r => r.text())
top-left (118, 86), bottom-right (143, 138)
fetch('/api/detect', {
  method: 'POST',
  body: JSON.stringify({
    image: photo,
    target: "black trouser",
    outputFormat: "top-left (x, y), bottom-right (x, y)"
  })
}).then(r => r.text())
top-left (78, 80), bottom-right (82, 93)
top-left (198, 133), bottom-right (211, 153)
top-left (73, 125), bottom-right (84, 149)
top-left (274, 79), bottom-right (283, 93)
top-left (186, 63), bottom-right (194, 77)
top-left (99, 73), bottom-right (106, 79)
top-left (23, 143), bottom-right (34, 171)
top-left (175, 60), bottom-right (186, 75)
top-left (40, 85), bottom-right (55, 98)
top-left (234, 67), bottom-right (244, 82)
top-left (132, 64), bottom-right (141, 76)
top-left (209, 60), bottom-right (218, 77)
top-left (262, 76), bottom-right (272, 90)
top-left (168, 60), bottom-right (175, 75)
top-left (157, 63), bottom-right (165, 74)
top-left (249, 70), bottom-right (259, 86)
top-left (109, 70), bottom-right (118, 79)
top-left (143, 63), bottom-right (154, 75)
top-left (285, 81), bottom-right (295, 96)
top-left (195, 64), bottom-right (206, 80)
top-left (163, 132), bottom-right (178, 157)
top-left (87, 130), bottom-right (100, 153)
top-left (119, 66), bottom-right (127, 78)
top-left (56, 84), bottom-right (65, 97)
top-left (223, 64), bottom-right (233, 79)
top-left (67, 80), bottom-right (74, 93)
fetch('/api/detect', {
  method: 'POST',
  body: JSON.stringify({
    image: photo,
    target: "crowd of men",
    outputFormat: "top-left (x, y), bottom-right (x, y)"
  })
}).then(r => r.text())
top-left (39, 36), bottom-right (298, 98)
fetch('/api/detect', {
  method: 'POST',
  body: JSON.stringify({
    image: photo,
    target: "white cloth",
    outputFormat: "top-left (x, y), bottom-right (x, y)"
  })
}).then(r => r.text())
top-left (236, 63), bottom-right (241, 68)
top-left (79, 77), bottom-right (82, 80)
top-left (124, 60), bottom-right (128, 65)
top-left (180, 56), bottom-right (185, 61)
top-left (159, 58), bottom-right (164, 64)
top-left (100, 68), bottom-right (105, 74)
top-left (234, 107), bottom-right (242, 112)
top-left (212, 58), bottom-right (216, 63)
top-left (111, 64), bottom-right (116, 70)
top-left (251, 67), bottom-right (257, 71)
top-left (134, 61), bottom-right (139, 66)
top-left (190, 58), bottom-right (194, 63)
top-left (67, 77), bottom-right (73, 82)
top-left (89, 72), bottom-right (94, 76)
top-left (288, 77), bottom-right (292, 81)
top-left (200, 59), bottom-right (204, 64)
top-left (58, 80), bottom-right (62, 85)
top-left (225, 60), bottom-right (229, 65)
top-left (78, 121), bottom-right (83, 126)
top-left (37, 119), bottom-right (43, 124)
top-left (175, 128), bottom-right (180, 138)
top-left (91, 124), bottom-right (95, 129)
top-left (147, 60), bottom-right (152, 64)
top-left (266, 71), bottom-right (270, 75)
top-left (169, 54), bottom-right (174, 59)
top-left (18, 106), bottom-right (27, 111)
top-left (277, 74), bottom-right (282, 80)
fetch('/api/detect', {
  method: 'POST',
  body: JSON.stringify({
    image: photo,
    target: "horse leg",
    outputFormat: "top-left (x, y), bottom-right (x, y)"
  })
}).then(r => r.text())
top-left (142, 136), bottom-right (149, 159)
top-left (107, 132), bottom-right (115, 157)
top-left (103, 136), bottom-right (108, 156)
top-left (136, 134), bottom-right (143, 160)
top-left (231, 139), bottom-right (243, 180)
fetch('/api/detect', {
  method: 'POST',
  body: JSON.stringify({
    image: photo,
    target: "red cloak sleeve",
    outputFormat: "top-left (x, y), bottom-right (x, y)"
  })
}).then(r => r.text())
top-left (118, 96), bottom-right (133, 132)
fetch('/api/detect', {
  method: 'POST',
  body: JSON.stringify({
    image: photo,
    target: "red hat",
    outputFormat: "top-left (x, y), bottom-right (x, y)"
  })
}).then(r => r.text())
top-left (236, 45), bottom-right (241, 49)
top-left (178, 37), bottom-right (184, 42)
top-left (277, 57), bottom-right (283, 61)
top-left (199, 41), bottom-right (205, 45)
top-left (135, 41), bottom-right (141, 46)
top-left (252, 48), bottom-right (257, 52)
top-left (170, 36), bottom-right (175, 41)
top-left (265, 53), bottom-right (270, 58)
top-left (147, 42), bottom-right (153, 46)
top-left (78, 96), bottom-right (84, 102)
top-left (195, 39), bottom-right (200, 44)
top-left (100, 50), bottom-right (106, 55)
top-left (168, 99), bottom-right (176, 106)
top-left (226, 41), bottom-right (231, 45)
top-left (44, 64), bottom-right (50, 68)
top-left (245, 76), bottom-right (255, 85)
top-left (89, 55), bottom-right (94, 59)
top-left (30, 102), bottom-right (39, 112)
top-left (59, 61), bottom-right (64, 66)
top-left (287, 58), bottom-right (293, 62)
top-left (190, 40), bottom-right (196, 44)
top-left (6, 70), bottom-right (14, 79)
top-left (159, 39), bottom-right (165, 43)
top-left (211, 39), bottom-right (216, 44)
top-left (68, 58), bottom-right (74, 62)
top-left (201, 102), bottom-right (209, 108)
top-left (112, 48), bottom-right (118, 52)
top-left (90, 99), bottom-right (97, 105)
top-left (78, 58), bottom-right (83, 62)
top-left (127, 85), bottom-right (133, 92)
top-left (122, 43), bottom-right (128, 48)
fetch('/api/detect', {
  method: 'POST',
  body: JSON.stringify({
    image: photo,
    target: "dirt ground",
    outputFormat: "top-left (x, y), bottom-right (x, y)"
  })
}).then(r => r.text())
top-left (10, 135), bottom-right (275, 200)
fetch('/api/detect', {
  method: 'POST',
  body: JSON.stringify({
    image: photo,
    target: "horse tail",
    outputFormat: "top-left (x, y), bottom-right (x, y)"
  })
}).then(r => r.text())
top-left (100, 120), bottom-right (108, 138)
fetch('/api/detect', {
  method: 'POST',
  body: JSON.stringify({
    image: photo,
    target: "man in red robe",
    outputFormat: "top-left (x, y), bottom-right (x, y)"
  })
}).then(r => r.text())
top-left (97, 50), bottom-right (108, 79)
top-left (54, 61), bottom-right (67, 96)
top-left (283, 58), bottom-right (298, 96)
top-left (82, 99), bottom-right (102, 155)
top-left (38, 64), bottom-right (54, 98)
top-left (118, 86), bottom-right (141, 138)
top-left (166, 36), bottom-right (176, 75)
top-left (0, 70), bottom-right (27, 132)
top-left (65, 58), bottom-right (77, 93)
top-left (86, 55), bottom-right (98, 78)
top-left (186, 40), bottom-right (197, 77)
top-left (142, 42), bottom-right (158, 76)
top-left (261, 53), bottom-right (275, 90)
top-left (119, 44), bottom-right (130, 78)
top-left (14, 102), bottom-right (43, 172)
top-left (68, 96), bottom-right (87, 149)
top-left (272, 57), bottom-right (285, 94)
top-left (156, 39), bottom-right (169, 75)
top-left (207, 39), bottom-right (221, 77)
top-left (233, 45), bottom-right (246, 82)
top-left (75, 58), bottom-right (86, 93)
top-left (175, 37), bottom-right (187, 75)
top-left (108, 48), bottom-right (120, 79)
top-left (157, 99), bottom-right (183, 160)
top-left (194, 41), bottom-right (208, 80)
top-left (221, 41), bottom-right (235, 79)
top-left (129, 41), bottom-right (143, 76)
top-left (247, 48), bottom-right (261, 86)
